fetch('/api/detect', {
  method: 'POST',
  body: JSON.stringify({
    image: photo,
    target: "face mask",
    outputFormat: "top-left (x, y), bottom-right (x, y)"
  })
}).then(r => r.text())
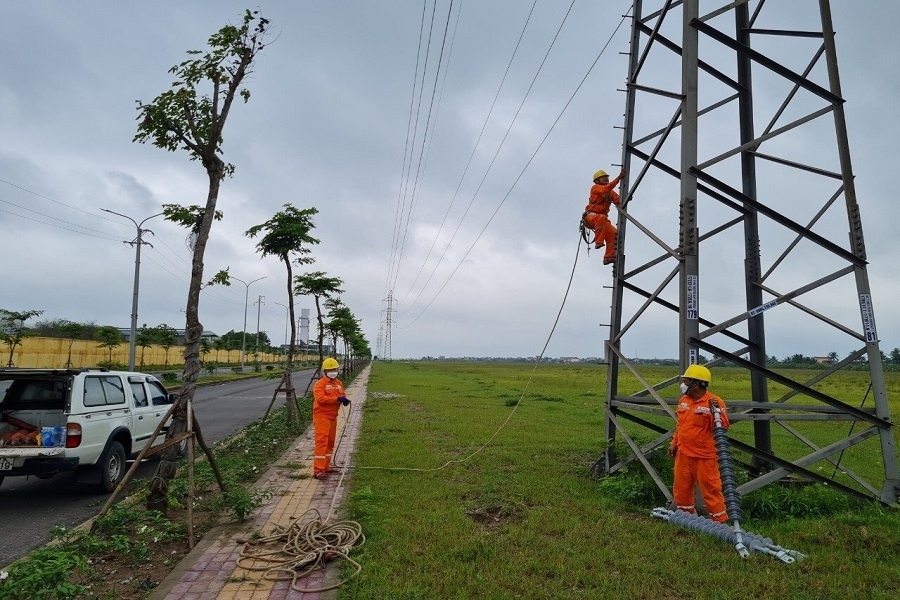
top-left (326, 371), bottom-right (338, 379)
top-left (679, 382), bottom-right (690, 395)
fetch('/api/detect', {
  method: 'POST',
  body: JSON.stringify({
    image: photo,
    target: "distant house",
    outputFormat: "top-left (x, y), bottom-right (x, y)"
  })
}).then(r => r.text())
top-left (813, 356), bottom-right (834, 365)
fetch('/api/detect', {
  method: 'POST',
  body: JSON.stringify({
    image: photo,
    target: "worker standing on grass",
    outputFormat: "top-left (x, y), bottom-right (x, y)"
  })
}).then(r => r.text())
top-left (667, 364), bottom-right (730, 522)
top-left (312, 357), bottom-right (350, 480)
top-left (583, 168), bottom-right (626, 265)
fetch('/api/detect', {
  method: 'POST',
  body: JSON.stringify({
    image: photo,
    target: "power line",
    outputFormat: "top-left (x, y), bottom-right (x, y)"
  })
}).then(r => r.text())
top-left (394, 0), bottom-right (538, 309)
top-left (398, 0), bottom-right (581, 320)
top-left (399, 8), bottom-right (630, 328)
top-left (389, 0), bottom-right (459, 294)
top-left (0, 203), bottom-right (121, 242)
top-left (0, 177), bottom-right (125, 225)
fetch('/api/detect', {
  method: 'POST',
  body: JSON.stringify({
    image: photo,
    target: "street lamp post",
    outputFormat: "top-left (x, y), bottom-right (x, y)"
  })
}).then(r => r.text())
top-left (274, 301), bottom-right (290, 347)
top-left (232, 275), bottom-right (266, 370)
top-left (101, 209), bottom-right (163, 371)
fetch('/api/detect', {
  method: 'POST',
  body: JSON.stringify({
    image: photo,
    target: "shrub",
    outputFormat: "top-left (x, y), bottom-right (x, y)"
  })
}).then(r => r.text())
top-left (160, 372), bottom-right (179, 383)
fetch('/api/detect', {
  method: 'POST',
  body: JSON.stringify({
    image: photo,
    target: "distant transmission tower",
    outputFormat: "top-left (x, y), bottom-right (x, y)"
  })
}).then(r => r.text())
top-left (596, 0), bottom-right (899, 505)
top-left (375, 323), bottom-right (384, 360)
top-left (383, 292), bottom-right (395, 362)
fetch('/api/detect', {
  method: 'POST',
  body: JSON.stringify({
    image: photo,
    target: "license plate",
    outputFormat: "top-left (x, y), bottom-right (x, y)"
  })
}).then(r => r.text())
top-left (0, 457), bottom-right (14, 471)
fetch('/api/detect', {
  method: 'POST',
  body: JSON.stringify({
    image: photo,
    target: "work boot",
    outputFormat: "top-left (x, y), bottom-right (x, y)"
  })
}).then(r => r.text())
top-left (313, 471), bottom-right (328, 480)
top-left (603, 256), bottom-right (615, 265)
top-left (594, 242), bottom-right (603, 249)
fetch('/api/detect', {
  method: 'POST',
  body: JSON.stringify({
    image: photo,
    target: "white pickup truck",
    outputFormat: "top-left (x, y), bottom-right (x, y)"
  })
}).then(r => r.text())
top-left (0, 368), bottom-right (178, 493)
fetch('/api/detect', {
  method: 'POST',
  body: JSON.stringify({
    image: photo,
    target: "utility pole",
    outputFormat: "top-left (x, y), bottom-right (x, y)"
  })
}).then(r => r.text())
top-left (255, 295), bottom-right (264, 366)
top-left (232, 275), bottom-right (266, 370)
top-left (101, 209), bottom-right (163, 371)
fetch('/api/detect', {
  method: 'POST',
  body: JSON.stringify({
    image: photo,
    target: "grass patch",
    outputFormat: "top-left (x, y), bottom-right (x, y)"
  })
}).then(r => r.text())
top-left (344, 361), bottom-right (900, 599)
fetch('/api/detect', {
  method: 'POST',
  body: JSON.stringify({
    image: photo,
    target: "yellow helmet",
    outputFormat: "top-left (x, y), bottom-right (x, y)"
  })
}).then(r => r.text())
top-left (593, 169), bottom-right (609, 181)
top-left (322, 358), bottom-right (339, 370)
top-left (682, 364), bottom-right (711, 383)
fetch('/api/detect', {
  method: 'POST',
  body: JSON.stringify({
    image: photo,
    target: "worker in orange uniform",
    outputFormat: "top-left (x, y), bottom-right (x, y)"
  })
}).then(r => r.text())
top-left (312, 357), bottom-right (350, 480)
top-left (583, 168), bottom-right (626, 265)
top-left (667, 364), bottom-right (730, 522)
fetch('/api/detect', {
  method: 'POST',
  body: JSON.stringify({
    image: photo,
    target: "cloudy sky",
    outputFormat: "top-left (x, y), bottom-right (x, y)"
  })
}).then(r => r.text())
top-left (1, 1), bottom-right (897, 361)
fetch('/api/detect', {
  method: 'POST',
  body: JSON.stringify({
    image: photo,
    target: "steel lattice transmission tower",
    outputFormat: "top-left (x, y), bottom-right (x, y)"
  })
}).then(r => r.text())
top-left (382, 292), bottom-right (395, 362)
top-left (595, 0), bottom-right (900, 505)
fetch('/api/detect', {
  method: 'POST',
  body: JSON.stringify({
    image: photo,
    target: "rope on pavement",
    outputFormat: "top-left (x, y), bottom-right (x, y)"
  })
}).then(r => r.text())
top-left (236, 507), bottom-right (365, 593)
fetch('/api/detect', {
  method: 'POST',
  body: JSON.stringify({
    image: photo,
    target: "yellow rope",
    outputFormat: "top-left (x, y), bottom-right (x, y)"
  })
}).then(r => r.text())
top-left (237, 508), bottom-right (365, 593)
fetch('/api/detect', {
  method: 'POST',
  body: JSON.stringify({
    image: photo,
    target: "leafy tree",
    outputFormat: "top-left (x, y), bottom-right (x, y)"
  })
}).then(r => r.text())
top-left (828, 351), bottom-right (839, 364)
top-left (213, 337), bottom-right (227, 362)
top-left (245, 204), bottom-right (319, 423)
top-left (59, 320), bottom-right (87, 368)
top-left (31, 318), bottom-right (83, 338)
top-left (94, 326), bottom-right (123, 363)
top-left (154, 324), bottom-right (179, 366)
top-left (327, 303), bottom-right (359, 374)
top-left (294, 272), bottom-right (344, 374)
top-left (217, 330), bottom-right (245, 352)
top-left (200, 337), bottom-right (211, 363)
top-left (0, 309), bottom-right (44, 367)
top-left (890, 348), bottom-right (900, 366)
top-left (133, 9), bottom-right (271, 514)
top-left (135, 325), bottom-right (156, 367)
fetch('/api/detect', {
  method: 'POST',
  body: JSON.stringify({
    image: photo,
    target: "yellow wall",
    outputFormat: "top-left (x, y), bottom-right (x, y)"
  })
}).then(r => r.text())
top-left (4, 337), bottom-right (285, 370)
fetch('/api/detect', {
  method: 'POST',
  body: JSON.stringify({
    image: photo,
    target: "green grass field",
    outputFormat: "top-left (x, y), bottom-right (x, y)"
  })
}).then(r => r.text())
top-left (340, 361), bottom-right (900, 599)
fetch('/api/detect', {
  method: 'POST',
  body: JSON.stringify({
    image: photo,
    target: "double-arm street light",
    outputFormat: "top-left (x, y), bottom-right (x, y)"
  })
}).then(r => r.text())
top-left (101, 208), bottom-right (164, 371)
top-left (232, 275), bottom-right (266, 370)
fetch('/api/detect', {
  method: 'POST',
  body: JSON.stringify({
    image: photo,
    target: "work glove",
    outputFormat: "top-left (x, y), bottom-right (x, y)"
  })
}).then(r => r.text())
top-left (338, 396), bottom-right (350, 407)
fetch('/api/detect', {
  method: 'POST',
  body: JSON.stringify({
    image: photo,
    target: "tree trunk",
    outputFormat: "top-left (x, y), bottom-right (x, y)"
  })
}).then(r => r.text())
top-left (147, 158), bottom-right (223, 514)
top-left (283, 256), bottom-right (296, 424)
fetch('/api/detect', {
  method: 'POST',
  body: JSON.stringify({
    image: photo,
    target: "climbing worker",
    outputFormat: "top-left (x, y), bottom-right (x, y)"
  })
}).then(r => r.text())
top-left (583, 168), bottom-right (626, 265)
top-left (667, 364), bottom-right (730, 523)
top-left (312, 357), bottom-right (350, 480)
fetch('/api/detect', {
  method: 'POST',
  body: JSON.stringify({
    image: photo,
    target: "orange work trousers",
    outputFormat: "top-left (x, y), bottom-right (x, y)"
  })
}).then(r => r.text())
top-left (673, 453), bottom-right (729, 522)
top-left (583, 212), bottom-right (617, 261)
top-left (313, 414), bottom-right (338, 475)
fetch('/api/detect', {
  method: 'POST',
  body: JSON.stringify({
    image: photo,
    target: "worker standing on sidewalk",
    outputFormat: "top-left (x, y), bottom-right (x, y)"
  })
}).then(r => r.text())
top-left (667, 364), bottom-right (730, 522)
top-left (312, 357), bottom-right (350, 480)
top-left (582, 168), bottom-right (626, 265)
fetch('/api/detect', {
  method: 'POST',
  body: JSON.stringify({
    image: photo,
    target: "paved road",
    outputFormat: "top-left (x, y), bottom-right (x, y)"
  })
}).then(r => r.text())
top-left (0, 371), bottom-right (317, 568)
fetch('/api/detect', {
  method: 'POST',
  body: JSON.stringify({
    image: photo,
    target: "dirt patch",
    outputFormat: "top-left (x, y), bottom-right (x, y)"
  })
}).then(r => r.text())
top-left (465, 504), bottom-right (525, 529)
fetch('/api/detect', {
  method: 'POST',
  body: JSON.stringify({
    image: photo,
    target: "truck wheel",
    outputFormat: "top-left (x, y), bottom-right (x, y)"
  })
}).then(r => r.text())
top-left (98, 441), bottom-right (126, 494)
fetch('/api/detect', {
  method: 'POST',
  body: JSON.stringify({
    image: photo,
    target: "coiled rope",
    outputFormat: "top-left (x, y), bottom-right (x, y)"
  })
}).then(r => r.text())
top-left (236, 508), bottom-right (365, 593)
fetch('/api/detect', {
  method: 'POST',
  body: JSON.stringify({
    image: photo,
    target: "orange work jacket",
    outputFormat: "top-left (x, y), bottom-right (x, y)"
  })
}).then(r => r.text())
top-left (584, 177), bottom-right (622, 215)
top-left (671, 390), bottom-right (729, 459)
top-left (313, 376), bottom-right (346, 419)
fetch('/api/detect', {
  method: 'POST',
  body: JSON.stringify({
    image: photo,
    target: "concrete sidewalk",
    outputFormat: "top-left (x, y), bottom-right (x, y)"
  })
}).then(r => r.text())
top-left (149, 365), bottom-right (370, 600)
